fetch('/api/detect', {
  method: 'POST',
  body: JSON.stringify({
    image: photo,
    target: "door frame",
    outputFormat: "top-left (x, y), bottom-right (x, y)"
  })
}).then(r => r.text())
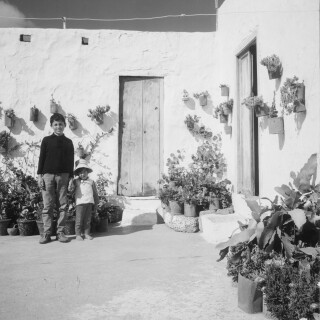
top-left (235, 32), bottom-right (260, 195)
top-left (117, 76), bottom-right (164, 196)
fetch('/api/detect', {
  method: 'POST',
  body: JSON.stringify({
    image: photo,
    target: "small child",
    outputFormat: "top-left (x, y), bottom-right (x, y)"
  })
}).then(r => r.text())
top-left (69, 159), bottom-right (99, 240)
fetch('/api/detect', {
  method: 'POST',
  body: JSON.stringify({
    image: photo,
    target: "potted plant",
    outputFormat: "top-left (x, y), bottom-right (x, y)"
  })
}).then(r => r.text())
top-left (221, 99), bottom-right (233, 115)
top-left (0, 130), bottom-right (10, 154)
top-left (0, 209), bottom-right (12, 236)
top-left (167, 187), bottom-right (184, 215)
top-left (50, 95), bottom-right (59, 113)
top-left (260, 54), bottom-right (283, 79)
top-left (184, 114), bottom-right (200, 131)
top-left (87, 105), bottom-right (110, 125)
top-left (220, 84), bottom-right (229, 97)
top-left (280, 76), bottom-right (306, 114)
top-left (4, 108), bottom-right (15, 128)
top-left (268, 93), bottom-right (284, 134)
top-left (242, 96), bottom-right (270, 117)
top-left (17, 207), bottom-right (37, 236)
top-left (208, 191), bottom-right (220, 210)
top-left (66, 113), bottom-right (78, 130)
top-left (213, 104), bottom-right (228, 123)
top-left (193, 91), bottom-right (209, 106)
top-left (29, 105), bottom-right (39, 122)
top-left (182, 89), bottom-right (190, 102)
top-left (64, 198), bottom-right (76, 236)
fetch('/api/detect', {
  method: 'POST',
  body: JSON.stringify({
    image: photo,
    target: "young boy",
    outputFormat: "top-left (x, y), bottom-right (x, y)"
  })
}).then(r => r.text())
top-left (69, 159), bottom-right (99, 240)
top-left (37, 113), bottom-right (74, 244)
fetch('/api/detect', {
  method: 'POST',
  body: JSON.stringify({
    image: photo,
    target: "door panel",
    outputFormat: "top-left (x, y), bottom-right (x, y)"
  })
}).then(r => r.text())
top-left (238, 51), bottom-right (255, 194)
top-left (119, 77), bottom-right (161, 196)
top-left (142, 79), bottom-right (160, 195)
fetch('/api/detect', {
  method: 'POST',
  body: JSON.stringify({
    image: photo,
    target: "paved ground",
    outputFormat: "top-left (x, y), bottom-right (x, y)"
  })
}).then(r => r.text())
top-left (0, 223), bottom-right (267, 320)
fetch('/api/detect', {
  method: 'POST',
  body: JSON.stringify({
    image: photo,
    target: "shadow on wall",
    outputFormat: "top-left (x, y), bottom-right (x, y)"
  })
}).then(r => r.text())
top-left (183, 98), bottom-right (196, 110)
top-left (11, 117), bottom-right (35, 136)
top-left (295, 111), bottom-right (306, 133)
top-left (34, 111), bottom-right (47, 131)
top-left (99, 111), bottom-right (118, 133)
top-left (278, 130), bottom-right (285, 150)
top-left (202, 97), bottom-right (214, 115)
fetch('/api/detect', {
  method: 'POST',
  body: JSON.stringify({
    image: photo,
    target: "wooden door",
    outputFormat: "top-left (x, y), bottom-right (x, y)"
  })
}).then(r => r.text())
top-left (238, 50), bottom-right (255, 195)
top-left (118, 77), bottom-right (162, 196)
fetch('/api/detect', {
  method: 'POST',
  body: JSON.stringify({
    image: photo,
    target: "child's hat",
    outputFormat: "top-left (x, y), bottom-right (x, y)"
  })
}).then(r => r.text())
top-left (74, 159), bottom-right (92, 175)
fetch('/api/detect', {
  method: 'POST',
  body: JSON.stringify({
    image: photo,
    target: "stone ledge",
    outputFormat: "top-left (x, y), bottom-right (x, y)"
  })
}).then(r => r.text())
top-left (156, 207), bottom-right (199, 233)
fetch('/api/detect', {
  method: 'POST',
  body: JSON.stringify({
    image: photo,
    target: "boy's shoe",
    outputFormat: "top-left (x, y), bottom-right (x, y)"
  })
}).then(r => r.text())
top-left (84, 234), bottom-right (93, 240)
top-left (56, 232), bottom-right (70, 243)
top-left (76, 235), bottom-right (84, 241)
top-left (39, 233), bottom-right (51, 244)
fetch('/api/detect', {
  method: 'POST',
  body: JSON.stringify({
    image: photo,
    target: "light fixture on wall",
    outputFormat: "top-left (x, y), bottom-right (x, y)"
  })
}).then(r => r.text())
top-left (20, 34), bottom-right (31, 42)
top-left (82, 37), bottom-right (89, 45)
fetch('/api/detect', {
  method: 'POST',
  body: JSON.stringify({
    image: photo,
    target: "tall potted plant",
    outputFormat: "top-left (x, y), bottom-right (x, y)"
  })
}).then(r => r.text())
top-left (260, 54), bottom-right (283, 79)
top-left (4, 108), bottom-right (15, 128)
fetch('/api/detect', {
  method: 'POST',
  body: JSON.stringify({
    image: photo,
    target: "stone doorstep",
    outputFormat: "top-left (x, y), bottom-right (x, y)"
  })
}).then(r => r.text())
top-left (121, 197), bottom-right (161, 211)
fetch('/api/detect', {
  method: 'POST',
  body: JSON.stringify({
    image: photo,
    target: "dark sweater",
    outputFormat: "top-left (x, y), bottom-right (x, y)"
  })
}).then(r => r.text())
top-left (37, 134), bottom-right (74, 176)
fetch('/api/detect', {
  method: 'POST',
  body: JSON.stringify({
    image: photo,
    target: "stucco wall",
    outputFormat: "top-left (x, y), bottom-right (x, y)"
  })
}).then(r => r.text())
top-left (215, 0), bottom-right (320, 198)
top-left (0, 28), bottom-right (221, 194)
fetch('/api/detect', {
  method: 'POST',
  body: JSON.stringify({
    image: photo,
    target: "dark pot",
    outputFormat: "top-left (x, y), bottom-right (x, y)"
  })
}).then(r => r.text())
top-left (95, 218), bottom-right (108, 233)
top-left (268, 117), bottom-right (284, 134)
top-left (293, 99), bottom-right (306, 113)
top-left (17, 220), bottom-right (37, 236)
top-left (0, 219), bottom-right (11, 236)
top-left (238, 274), bottom-right (263, 314)
top-left (64, 219), bottom-right (75, 235)
top-left (30, 107), bottom-right (39, 122)
top-left (7, 224), bottom-right (18, 236)
top-left (50, 102), bottom-right (58, 113)
top-left (169, 200), bottom-right (183, 215)
top-left (4, 115), bottom-right (14, 128)
top-left (268, 65), bottom-right (282, 80)
top-left (199, 95), bottom-right (207, 106)
top-left (184, 203), bottom-right (197, 217)
top-left (94, 115), bottom-right (104, 125)
top-left (255, 104), bottom-right (269, 117)
top-left (68, 118), bottom-right (78, 130)
top-left (108, 206), bottom-right (123, 223)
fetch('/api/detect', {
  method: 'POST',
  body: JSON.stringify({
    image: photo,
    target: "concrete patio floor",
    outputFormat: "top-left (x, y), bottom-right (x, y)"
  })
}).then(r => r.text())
top-left (0, 222), bottom-right (267, 320)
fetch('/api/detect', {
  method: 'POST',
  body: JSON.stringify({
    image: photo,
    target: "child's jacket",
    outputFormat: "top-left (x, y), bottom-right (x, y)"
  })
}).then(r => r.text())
top-left (74, 177), bottom-right (99, 206)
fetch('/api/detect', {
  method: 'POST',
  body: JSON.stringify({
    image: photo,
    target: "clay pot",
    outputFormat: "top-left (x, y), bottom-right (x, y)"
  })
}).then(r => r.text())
top-left (0, 219), bottom-right (11, 235)
top-left (7, 224), bottom-right (19, 236)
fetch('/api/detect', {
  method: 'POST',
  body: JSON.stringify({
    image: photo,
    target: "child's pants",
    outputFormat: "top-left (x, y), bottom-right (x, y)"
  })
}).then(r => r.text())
top-left (42, 173), bottom-right (69, 235)
top-left (75, 204), bottom-right (93, 235)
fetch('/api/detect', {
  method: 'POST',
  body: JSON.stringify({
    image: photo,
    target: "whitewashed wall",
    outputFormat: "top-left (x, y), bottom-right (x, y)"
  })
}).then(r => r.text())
top-left (215, 0), bottom-right (320, 198)
top-left (0, 28), bottom-right (221, 193)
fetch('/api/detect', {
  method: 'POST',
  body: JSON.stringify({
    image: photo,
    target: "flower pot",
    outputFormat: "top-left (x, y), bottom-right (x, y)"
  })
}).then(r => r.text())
top-left (297, 83), bottom-right (305, 101)
top-left (0, 219), bottom-right (11, 235)
top-left (224, 125), bottom-right (232, 135)
top-left (7, 224), bottom-right (18, 236)
top-left (268, 117), bottom-right (284, 134)
top-left (268, 66), bottom-right (282, 80)
top-left (36, 219), bottom-right (57, 236)
top-left (95, 217), bottom-right (108, 233)
top-left (4, 115), bottom-right (14, 128)
top-left (169, 200), bottom-right (183, 215)
top-left (29, 107), bottom-right (39, 122)
top-left (50, 101), bottom-right (58, 113)
top-left (222, 105), bottom-right (232, 115)
top-left (68, 118), bottom-right (78, 130)
top-left (108, 206), bottom-right (123, 223)
top-left (184, 203), bottom-right (197, 217)
top-left (17, 220), bottom-right (37, 236)
top-left (221, 86), bottom-right (229, 96)
top-left (199, 95), bottom-right (207, 106)
top-left (209, 198), bottom-right (220, 210)
top-left (255, 104), bottom-right (269, 117)
top-left (64, 219), bottom-right (75, 235)
top-left (94, 115), bottom-right (104, 125)
top-left (219, 114), bottom-right (228, 123)
top-left (293, 101), bottom-right (306, 113)
top-left (238, 274), bottom-right (263, 314)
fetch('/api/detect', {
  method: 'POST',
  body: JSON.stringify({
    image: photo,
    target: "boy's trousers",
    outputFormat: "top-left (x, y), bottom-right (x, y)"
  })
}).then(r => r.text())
top-left (41, 173), bottom-right (69, 235)
top-left (75, 203), bottom-right (93, 236)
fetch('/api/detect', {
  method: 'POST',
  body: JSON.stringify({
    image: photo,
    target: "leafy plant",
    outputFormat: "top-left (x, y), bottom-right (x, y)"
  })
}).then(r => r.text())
top-left (193, 91), bottom-right (209, 99)
top-left (87, 105), bottom-right (110, 124)
top-left (241, 96), bottom-right (264, 110)
top-left (280, 76), bottom-right (305, 115)
top-left (4, 108), bottom-right (15, 118)
top-left (0, 130), bottom-right (11, 152)
top-left (214, 100), bottom-right (233, 118)
top-left (260, 54), bottom-right (282, 73)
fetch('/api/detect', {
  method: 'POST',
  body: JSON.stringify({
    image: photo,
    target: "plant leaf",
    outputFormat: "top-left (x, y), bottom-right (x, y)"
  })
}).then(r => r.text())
top-left (255, 221), bottom-right (265, 244)
top-left (245, 198), bottom-right (262, 222)
top-left (281, 235), bottom-right (295, 259)
top-left (216, 228), bottom-right (255, 250)
top-left (298, 247), bottom-right (319, 259)
top-left (288, 209), bottom-right (306, 230)
top-left (258, 211), bottom-right (282, 249)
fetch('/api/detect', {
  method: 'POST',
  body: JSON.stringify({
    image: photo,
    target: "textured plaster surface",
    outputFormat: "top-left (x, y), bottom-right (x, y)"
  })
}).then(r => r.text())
top-left (0, 223), bottom-right (266, 320)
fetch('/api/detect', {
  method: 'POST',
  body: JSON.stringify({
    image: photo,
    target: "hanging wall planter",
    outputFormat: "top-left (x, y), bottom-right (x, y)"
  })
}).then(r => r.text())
top-left (87, 105), bottom-right (110, 125)
top-left (66, 113), bottom-right (78, 130)
top-left (29, 106), bottom-right (39, 122)
top-left (220, 84), bottom-right (229, 97)
top-left (193, 91), bottom-right (209, 107)
top-left (182, 89), bottom-right (190, 102)
top-left (224, 125), bottom-right (232, 135)
top-left (281, 76), bottom-right (306, 115)
top-left (268, 117), bottom-right (284, 134)
top-left (242, 96), bottom-right (269, 117)
top-left (4, 109), bottom-right (15, 128)
top-left (255, 104), bottom-right (270, 117)
top-left (260, 54), bottom-right (283, 80)
top-left (50, 96), bottom-right (59, 113)
top-left (219, 114), bottom-right (228, 123)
